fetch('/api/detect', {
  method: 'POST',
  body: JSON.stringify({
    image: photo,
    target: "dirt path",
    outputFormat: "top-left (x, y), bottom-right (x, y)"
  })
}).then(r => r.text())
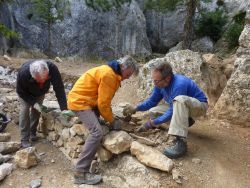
top-left (0, 57), bottom-right (249, 188)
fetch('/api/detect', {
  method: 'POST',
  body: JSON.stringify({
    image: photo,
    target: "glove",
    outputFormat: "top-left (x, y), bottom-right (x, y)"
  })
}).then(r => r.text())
top-left (136, 120), bottom-right (153, 133)
top-left (123, 105), bottom-right (137, 117)
top-left (61, 110), bottom-right (75, 117)
top-left (33, 103), bottom-right (48, 113)
top-left (110, 119), bottom-right (122, 130)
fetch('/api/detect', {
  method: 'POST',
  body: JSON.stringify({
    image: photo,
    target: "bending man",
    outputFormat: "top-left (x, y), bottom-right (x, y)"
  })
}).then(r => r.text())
top-left (16, 60), bottom-right (67, 148)
top-left (67, 55), bottom-right (138, 185)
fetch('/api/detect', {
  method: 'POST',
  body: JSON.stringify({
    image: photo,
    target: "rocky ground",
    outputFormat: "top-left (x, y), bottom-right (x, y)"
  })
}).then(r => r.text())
top-left (0, 56), bottom-right (250, 188)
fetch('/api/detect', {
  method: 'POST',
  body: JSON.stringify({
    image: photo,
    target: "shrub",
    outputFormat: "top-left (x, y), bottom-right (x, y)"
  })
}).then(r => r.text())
top-left (196, 9), bottom-right (227, 42)
top-left (225, 23), bottom-right (244, 49)
top-left (224, 12), bottom-right (245, 49)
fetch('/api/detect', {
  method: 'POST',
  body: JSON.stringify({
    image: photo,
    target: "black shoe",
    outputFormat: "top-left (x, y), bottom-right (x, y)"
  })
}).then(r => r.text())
top-left (188, 117), bottom-right (195, 127)
top-left (98, 118), bottom-right (106, 126)
top-left (30, 135), bottom-right (39, 142)
top-left (163, 137), bottom-right (187, 159)
top-left (74, 172), bottom-right (102, 185)
top-left (21, 140), bottom-right (31, 148)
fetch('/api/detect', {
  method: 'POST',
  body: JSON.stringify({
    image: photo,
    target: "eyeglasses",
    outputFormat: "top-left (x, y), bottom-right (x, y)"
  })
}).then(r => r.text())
top-left (153, 78), bottom-right (165, 84)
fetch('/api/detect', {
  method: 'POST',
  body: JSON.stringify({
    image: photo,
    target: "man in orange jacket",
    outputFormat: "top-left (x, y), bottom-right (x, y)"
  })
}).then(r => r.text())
top-left (67, 55), bottom-right (138, 185)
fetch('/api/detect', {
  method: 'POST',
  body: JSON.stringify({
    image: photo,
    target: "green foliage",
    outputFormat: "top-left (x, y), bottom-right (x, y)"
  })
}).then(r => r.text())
top-left (29, 0), bottom-right (69, 24)
top-left (224, 12), bottom-right (245, 49)
top-left (0, 24), bottom-right (19, 39)
top-left (216, 0), bottom-right (224, 6)
top-left (233, 11), bottom-right (246, 25)
top-left (145, 0), bottom-right (183, 11)
top-left (85, 0), bottom-right (131, 12)
top-left (196, 9), bottom-right (227, 42)
top-left (225, 23), bottom-right (244, 49)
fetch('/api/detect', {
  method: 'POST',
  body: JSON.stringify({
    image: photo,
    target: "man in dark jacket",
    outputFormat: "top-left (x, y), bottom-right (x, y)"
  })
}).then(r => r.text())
top-left (124, 62), bottom-right (208, 159)
top-left (16, 59), bottom-right (67, 148)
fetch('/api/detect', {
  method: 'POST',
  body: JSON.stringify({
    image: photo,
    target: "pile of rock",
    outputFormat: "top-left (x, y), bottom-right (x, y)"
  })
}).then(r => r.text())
top-left (38, 103), bottom-right (175, 175)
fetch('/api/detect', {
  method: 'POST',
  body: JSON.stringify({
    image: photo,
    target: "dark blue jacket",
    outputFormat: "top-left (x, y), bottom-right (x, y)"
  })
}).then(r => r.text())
top-left (16, 60), bottom-right (67, 111)
top-left (136, 74), bottom-right (207, 125)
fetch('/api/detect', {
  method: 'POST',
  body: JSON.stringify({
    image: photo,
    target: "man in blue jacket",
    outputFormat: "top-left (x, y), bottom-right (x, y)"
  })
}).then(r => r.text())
top-left (16, 59), bottom-right (68, 148)
top-left (124, 62), bottom-right (208, 159)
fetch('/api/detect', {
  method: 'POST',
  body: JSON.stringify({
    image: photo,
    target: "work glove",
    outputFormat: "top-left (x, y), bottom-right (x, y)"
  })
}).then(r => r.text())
top-left (136, 120), bottom-right (153, 133)
top-left (61, 110), bottom-right (75, 118)
top-left (110, 119), bottom-right (122, 131)
top-left (33, 103), bottom-right (48, 113)
top-left (123, 105), bottom-right (137, 117)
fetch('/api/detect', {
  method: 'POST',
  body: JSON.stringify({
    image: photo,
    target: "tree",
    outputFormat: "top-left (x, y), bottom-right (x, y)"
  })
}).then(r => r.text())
top-left (146, 0), bottom-right (205, 50)
top-left (29, 0), bottom-right (69, 57)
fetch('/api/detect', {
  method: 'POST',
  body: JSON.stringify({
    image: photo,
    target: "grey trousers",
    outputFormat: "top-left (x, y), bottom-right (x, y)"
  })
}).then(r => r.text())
top-left (19, 96), bottom-right (44, 141)
top-left (75, 110), bottom-right (103, 173)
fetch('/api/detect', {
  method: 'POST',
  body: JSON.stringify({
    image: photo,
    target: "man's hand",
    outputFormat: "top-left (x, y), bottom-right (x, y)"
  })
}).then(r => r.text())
top-left (33, 103), bottom-right (48, 113)
top-left (61, 110), bottom-right (75, 117)
top-left (110, 119), bottom-right (122, 130)
top-left (123, 105), bottom-right (137, 117)
top-left (136, 120), bottom-right (153, 132)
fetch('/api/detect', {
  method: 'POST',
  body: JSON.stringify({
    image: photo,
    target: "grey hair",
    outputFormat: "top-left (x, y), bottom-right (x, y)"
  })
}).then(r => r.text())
top-left (152, 62), bottom-right (173, 78)
top-left (118, 55), bottom-right (139, 76)
top-left (30, 60), bottom-right (49, 79)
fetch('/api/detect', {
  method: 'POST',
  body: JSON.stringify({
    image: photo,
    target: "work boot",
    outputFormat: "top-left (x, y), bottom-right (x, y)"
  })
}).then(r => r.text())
top-left (188, 117), bottom-right (195, 127)
top-left (163, 136), bottom-right (187, 159)
top-left (21, 140), bottom-right (31, 148)
top-left (74, 171), bottom-right (102, 185)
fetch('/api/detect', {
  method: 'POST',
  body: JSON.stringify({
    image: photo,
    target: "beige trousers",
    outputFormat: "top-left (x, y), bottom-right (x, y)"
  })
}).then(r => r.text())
top-left (149, 95), bottom-right (208, 138)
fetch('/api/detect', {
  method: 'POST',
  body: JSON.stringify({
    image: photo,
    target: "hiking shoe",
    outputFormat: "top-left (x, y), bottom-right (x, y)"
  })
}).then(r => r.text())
top-left (30, 135), bottom-right (39, 142)
top-left (188, 117), bottom-right (195, 127)
top-left (98, 118), bottom-right (106, 126)
top-left (21, 140), bottom-right (31, 148)
top-left (74, 172), bottom-right (102, 185)
top-left (163, 136), bottom-right (187, 159)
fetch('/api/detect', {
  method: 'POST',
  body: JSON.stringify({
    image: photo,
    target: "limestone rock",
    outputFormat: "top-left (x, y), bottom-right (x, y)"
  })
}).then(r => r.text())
top-left (54, 57), bottom-right (63, 63)
top-left (97, 146), bottom-right (113, 162)
top-left (0, 154), bottom-right (12, 164)
top-left (3, 55), bottom-right (11, 61)
top-left (0, 142), bottom-right (21, 154)
top-left (69, 124), bottom-right (88, 137)
top-left (103, 131), bottom-right (133, 154)
top-left (130, 141), bottom-right (174, 172)
top-left (14, 147), bottom-right (40, 169)
top-left (0, 163), bottom-right (14, 181)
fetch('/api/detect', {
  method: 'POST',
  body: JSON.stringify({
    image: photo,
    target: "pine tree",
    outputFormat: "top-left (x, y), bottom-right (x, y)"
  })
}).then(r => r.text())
top-left (29, 0), bottom-right (69, 57)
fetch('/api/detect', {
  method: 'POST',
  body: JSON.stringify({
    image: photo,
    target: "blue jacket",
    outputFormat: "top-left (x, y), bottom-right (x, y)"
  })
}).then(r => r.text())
top-left (136, 74), bottom-right (207, 125)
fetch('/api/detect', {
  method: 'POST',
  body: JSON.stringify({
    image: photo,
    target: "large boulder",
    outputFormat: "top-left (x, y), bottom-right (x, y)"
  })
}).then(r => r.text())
top-left (214, 12), bottom-right (250, 126)
top-left (138, 50), bottom-right (230, 106)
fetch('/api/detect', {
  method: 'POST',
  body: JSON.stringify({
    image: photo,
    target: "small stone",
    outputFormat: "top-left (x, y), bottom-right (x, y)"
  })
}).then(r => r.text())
top-left (29, 178), bottom-right (42, 188)
top-left (192, 158), bottom-right (201, 164)
top-left (51, 159), bottom-right (55, 163)
top-left (39, 152), bottom-right (46, 156)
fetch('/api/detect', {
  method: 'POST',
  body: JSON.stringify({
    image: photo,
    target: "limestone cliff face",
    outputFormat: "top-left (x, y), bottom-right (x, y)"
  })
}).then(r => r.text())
top-left (8, 0), bottom-right (151, 58)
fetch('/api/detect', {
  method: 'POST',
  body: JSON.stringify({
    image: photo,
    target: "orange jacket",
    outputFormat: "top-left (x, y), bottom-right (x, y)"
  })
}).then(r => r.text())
top-left (67, 65), bottom-right (122, 123)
